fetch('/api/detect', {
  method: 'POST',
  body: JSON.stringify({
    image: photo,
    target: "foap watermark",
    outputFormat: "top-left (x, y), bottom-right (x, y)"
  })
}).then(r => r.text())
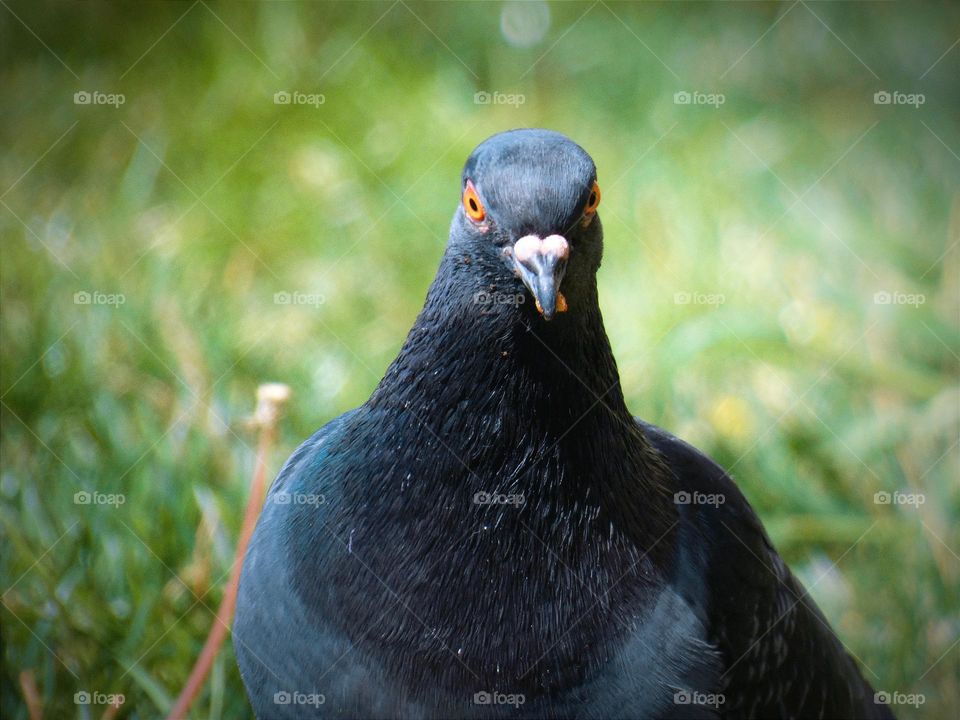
top-left (74, 290), bottom-right (126, 306)
top-left (674, 291), bottom-right (725, 307)
top-left (274, 291), bottom-right (325, 307)
top-left (273, 491), bottom-right (325, 507)
top-left (874, 690), bottom-right (925, 708)
top-left (74, 491), bottom-right (126, 507)
top-left (273, 691), bottom-right (325, 707)
top-left (474, 90), bottom-right (526, 107)
top-left (474, 491), bottom-right (525, 507)
top-left (274, 90), bottom-right (325, 108)
top-left (74, 90), bottom-right (125, 107)
top-left (674, 491), bottom-right (725, 508)
top-left (874, 490), bottom-right (925, 507)
top-left (674, 90), bottom-right (725, 108)
top-left (873, 91), bottom-right (924, 108)
top-left (474, 290), bottom-right (525, 307)
top-left (674, 690), bottom-right (725, 708)
top-left (873, 291), bottom-right (925, 307)
top-left (74, 691), bottom-right (125, 708)
top-left (473, 691), bottom-right (525, 707)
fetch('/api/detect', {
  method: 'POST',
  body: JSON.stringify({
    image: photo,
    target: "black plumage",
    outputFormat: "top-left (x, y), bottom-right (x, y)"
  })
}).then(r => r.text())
top-left (234, 129), bottom-right (893, 719)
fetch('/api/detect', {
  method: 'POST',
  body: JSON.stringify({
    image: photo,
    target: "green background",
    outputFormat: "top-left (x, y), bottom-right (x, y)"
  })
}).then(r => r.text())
top-left (1, 2), bottom-right (957, 718)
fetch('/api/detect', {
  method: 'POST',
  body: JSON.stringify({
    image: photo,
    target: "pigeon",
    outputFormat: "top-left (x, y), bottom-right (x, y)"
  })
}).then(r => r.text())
top-left (234, 128), bottom-right (894, 719)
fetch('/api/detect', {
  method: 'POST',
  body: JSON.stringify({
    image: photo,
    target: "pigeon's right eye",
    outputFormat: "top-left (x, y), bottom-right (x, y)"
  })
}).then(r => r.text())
top-left (463, 180), bottom-right (486, 222)
top-left (583, 181), bottom-right (601, 215)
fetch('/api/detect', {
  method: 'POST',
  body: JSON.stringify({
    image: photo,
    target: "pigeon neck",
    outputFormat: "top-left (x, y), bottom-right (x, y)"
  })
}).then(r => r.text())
top-left (368, 251), bottom-right (673, 508)
top-left (372, 253), bottom-right (633, 426)
top-left (359, 250), bottom-right (677, 555)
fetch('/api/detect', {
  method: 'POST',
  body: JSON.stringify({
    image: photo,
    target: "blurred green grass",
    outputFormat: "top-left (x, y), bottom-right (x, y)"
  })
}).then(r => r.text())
top-left (1, 1), bottom-right (958, 718)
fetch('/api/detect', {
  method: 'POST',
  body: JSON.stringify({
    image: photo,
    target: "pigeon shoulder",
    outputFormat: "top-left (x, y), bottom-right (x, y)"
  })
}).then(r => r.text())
top-left (636, 420), bottom-right (893, 719)
top-left (234, 409), bottom-right (365, 718)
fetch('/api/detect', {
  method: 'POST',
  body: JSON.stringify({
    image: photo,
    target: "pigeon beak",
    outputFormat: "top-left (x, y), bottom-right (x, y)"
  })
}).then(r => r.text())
top-left (511, 234), bottom-right (569, 321)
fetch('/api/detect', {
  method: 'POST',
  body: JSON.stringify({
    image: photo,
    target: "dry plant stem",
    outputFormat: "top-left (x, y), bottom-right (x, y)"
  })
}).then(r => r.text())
top-left (165, 384), bottom-right (290, 720)
top-left (19, 670), bottom-right (42, 720)
top-left (101, 700), bottom-right (122, 720)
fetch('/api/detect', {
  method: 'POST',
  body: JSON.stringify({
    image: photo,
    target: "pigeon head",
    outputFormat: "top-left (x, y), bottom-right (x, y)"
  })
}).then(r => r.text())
top-left (452, 128), bottom-right (602, 321)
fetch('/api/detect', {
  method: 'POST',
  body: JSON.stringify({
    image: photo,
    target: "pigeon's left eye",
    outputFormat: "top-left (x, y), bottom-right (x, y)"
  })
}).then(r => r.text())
top-left (463, 180), bottom-right (486, 222)
top-left (583, 181), bottom-right (601, 215)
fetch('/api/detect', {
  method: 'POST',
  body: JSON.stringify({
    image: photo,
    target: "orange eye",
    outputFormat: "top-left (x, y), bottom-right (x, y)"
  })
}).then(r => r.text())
top-left (463, 180), bottom-right (485, 222)
top-left (583, 181), bottom-right (601, 215)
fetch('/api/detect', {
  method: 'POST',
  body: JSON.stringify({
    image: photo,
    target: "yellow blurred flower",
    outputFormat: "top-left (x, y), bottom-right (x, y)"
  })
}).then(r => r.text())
top-left (709, 394), bottom-right (755, 442)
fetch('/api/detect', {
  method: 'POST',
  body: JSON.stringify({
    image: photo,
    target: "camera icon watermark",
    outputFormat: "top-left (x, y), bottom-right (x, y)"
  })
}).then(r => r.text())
top-left (473, 691), bottom-right (525, 707)
top-left (474, 291), bottom-right (525, 306)
top-left (873, 490), bottom-right (925, 507)
top-left (673, 291), bottom-right (725, 307)
top-left (74, 490), bottom-right (126, 507)
top-left (272, 491), bottom-right (325, 507)
top-left (874, 690), bottom-right (925, 707)
top-left (274, 90), bottom-right (325, 108)
top-left (873, 291), bottom-right (925, 307)
top-left (74, 290), bottom-right (126, 306)
top-left (674, 490), bottom-right (726, 508)
top-left (74, 90), bottom-right (125, 107)
top-left (673, 90), bottom-right (725, 108)
top-left (873, 90), bottom-right (924, 108)
top-left (74, 691), bottom-right (125, 707)
top-left (274, 290), bottom-right (326, 307)
top-left (474, 90), bottom-right (526, 107)
top-left (273, 690), bottom-right (325, 706)
top-left (673, 689), bottom-right (725, 707)
top-left (473, 491), bottom-right (525, 507)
